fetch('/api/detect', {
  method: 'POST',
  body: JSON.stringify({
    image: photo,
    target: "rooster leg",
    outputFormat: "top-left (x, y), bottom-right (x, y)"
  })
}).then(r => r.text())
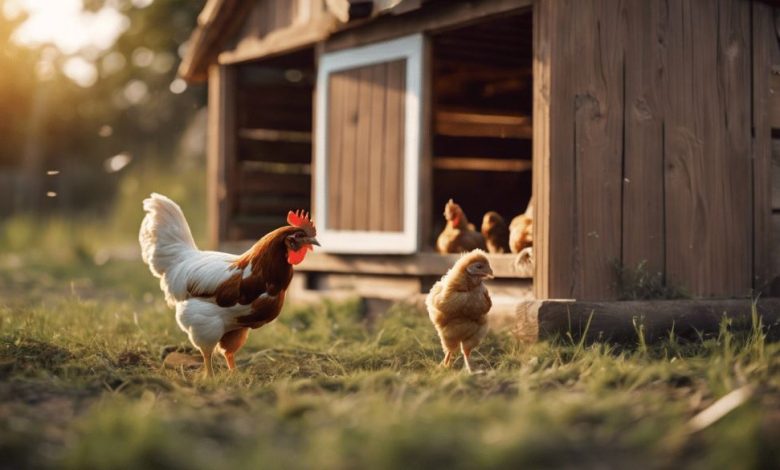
top-left (219, 328), bottom-right (250, 371)
top-left (200, 348), bottom-right (214, 377)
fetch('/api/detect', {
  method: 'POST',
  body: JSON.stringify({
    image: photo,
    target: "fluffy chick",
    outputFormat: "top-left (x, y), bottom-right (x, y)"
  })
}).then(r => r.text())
top-left (481, 211), bottom-right (510, 253)
top-left (425, 250), bottom-right (494, 373)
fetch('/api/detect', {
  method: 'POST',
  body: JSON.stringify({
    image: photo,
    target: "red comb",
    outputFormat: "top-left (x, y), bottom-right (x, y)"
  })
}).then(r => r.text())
top-left (287, 210), bottom-right (316, 236)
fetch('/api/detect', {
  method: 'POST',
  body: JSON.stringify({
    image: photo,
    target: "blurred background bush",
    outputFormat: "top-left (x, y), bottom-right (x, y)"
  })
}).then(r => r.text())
top-left (0, 0), bottom-right (207, 254)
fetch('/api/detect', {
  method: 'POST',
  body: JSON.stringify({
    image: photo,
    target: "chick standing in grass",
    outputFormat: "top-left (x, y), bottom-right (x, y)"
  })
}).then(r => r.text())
top-left (425, 250), bottom-right (493, 373)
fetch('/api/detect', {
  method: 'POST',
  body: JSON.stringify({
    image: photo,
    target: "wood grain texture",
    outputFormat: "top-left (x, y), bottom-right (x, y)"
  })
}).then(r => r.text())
top-left (664, 0), bottom-right (752, 297)
top-left (384, 59), bottom-right (406, 232)
top-left (621, 0), bottom-right (666, 275)
top-left (536, 0), bottom-right (759, 300)
top-left (327, 71), bottom-right (345, 231)
top-left (368, 63), bottom-right (388, 231)
top-left (539, 0), bottom-right (577, 298)
top-left (326, 60), bottom-right (406, 233)
top-left (571, 0), bottom-right (624, 299)
top-left (207, 64), bottom-right (237, 247)
top-left (353, 65), bottom-right (374, 230)
top-left (338, 69), bottom-right (359, 230)
top-left (535, 298), bottom-right (780, 344)
top-left (531, 0), bottom-right (551, 298)
top-left (753, 2), bottom-right (777, 293)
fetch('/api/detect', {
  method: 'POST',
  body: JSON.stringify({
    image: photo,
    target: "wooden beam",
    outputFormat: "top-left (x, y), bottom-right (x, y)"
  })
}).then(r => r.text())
top-left (216, 247), bottom-right (533, 279)
top-left (433, 157), bottom-right (532, 172)
top-left (325, 0), bottom-right (533, 52)
top-left (435, 110), bottom-right (533, 138)
top-left (238, 128), bottom-right (313, 143)
top-left (207, 64), bottom-right (237, 248)
top-left (488, 298), bottom-right (780, 344)
top-left (219, 16), bottom-right (338, 65)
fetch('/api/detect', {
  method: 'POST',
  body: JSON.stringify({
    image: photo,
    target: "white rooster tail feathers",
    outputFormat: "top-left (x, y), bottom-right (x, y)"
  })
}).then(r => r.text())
top-left (139, 193), bottom-right (198, 279)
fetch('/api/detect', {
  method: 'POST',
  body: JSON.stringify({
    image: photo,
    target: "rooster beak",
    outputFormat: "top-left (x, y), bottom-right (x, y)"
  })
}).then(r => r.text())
top-left (484, 268), bottom-right (495, 280)
top-left (306, 237), bottom-right (321, 247)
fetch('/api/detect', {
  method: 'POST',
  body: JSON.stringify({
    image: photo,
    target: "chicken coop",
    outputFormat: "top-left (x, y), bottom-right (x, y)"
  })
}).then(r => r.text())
top-left (180, 0), bottom-right (780, 303)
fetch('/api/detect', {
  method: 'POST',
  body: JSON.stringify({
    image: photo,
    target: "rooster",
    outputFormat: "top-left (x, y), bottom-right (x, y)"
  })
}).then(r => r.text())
top-left (436, 199), bottom-right (486, 254)
top-left (139, 193), bottom-right (319, 376)
top-left (481, 211), bottom-right (510, 254)
top-left (425, 250), bottom-right (493, 373)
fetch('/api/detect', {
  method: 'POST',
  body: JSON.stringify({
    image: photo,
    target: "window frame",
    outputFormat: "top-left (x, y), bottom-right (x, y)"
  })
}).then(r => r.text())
top-left (313, 33), bottom-right (424, 254)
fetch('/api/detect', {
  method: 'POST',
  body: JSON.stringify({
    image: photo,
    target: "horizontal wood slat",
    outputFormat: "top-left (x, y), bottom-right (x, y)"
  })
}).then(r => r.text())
top-left (433, 157), bottom-right (532, 172)
top-left (237, 138), bottom-right (312, 163)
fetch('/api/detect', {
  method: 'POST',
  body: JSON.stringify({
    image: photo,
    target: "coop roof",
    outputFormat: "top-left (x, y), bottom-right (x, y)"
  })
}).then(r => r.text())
top-left (179, 0), bottom-right (429, 82)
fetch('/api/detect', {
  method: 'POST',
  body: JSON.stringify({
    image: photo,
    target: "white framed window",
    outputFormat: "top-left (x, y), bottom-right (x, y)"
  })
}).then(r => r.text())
top-left (314, 33), bottom-right (424, 254)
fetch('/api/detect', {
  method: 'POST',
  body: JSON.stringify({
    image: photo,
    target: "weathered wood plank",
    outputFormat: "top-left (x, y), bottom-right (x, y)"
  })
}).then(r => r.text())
top-left (216, 249), bottom-right (533, 279)
top-left (237, 128), bottom-right (312, 143)
top-left (501, 298), bottom-right (780, 344)
top-left (327, 71), bottom-right (345, 230)
top-left (621, 0), bottom-right (666, 276)
top-left (338, 69), bottom-right (360, 230)
top-left (434, 110), bottom-right (533, 139)
top-left (532, 0), bottom-right (551, 298)
top-left (368, 63), bottom-right (387, 232)
top-left (432, 158), bottom-right (532, 172)
top-left (754, 2), bottom-right (778, 293)
top-left (384, 59), bottom-right (406, 232)
top-left (207, 64), bottom-right (237, 247)
top-left (354, 65), bottom-right (374, 230)
top-left (717, 0), bottom-right (752, 295)
top-left (664, 0), bottom-right (752, 297)
top-left (571, 0), bottom-right (624, 299)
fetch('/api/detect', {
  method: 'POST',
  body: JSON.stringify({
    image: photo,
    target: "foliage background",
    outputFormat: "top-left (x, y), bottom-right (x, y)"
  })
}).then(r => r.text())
top-left (0, 0), bottom-right (206, 229)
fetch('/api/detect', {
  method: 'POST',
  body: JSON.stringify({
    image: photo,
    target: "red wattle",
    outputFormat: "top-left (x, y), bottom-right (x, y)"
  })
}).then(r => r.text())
top-left (287, 247), bottom-right (309, 265)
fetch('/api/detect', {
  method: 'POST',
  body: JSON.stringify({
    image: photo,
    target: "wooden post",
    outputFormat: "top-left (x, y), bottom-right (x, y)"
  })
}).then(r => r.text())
top-left (207, 64), bottom-right (237, 248)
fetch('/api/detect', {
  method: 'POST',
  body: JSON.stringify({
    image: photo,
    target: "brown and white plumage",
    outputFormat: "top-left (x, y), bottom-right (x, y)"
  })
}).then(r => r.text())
top-left (436, 199), bottom-right (486, 254)
top-left (425, 250), bottom-right (493, 373)
top-left (139, 193), bottom-right (318, 376)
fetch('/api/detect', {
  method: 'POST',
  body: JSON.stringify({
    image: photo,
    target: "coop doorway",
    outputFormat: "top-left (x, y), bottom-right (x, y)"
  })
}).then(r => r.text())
top-left (228, 48), bottom-right (315, 241)
top-left (429, 10), bottom-right (533, 264)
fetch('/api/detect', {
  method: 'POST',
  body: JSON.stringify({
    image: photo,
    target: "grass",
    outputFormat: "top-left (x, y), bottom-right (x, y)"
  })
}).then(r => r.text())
top-left (1, 184), bottom-right (779, 469)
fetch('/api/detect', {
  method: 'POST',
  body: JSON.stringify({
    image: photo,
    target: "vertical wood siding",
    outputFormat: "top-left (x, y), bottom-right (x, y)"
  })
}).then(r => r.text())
top-left (535, 0), bottom-right (771, 299)
top-left (326, 60), bottom-right (406, 232)
top-left (243, 0), bottom-right (315, 39)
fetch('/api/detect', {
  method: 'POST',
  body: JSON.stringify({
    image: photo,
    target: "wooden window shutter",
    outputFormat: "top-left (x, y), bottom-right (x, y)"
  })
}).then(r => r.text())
top-left (314, 34), bottom-right (424, 253)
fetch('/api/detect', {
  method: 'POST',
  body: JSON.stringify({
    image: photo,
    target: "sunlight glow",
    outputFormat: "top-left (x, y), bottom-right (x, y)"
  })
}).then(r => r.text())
top-left (63, 56), bottom-right (98, 88)
top-left (10, 0), bottom-right (129, 55)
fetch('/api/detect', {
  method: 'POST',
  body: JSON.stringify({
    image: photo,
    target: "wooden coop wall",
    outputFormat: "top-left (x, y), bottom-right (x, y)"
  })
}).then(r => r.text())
top-left (236, 0), bottom-right (316, 42)
top-left (534, 0), bottom-right (777, 300)
top-left (208, 49), bottom-right (315, 245)
top-left (326, 60), bottom-right (406, 232)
